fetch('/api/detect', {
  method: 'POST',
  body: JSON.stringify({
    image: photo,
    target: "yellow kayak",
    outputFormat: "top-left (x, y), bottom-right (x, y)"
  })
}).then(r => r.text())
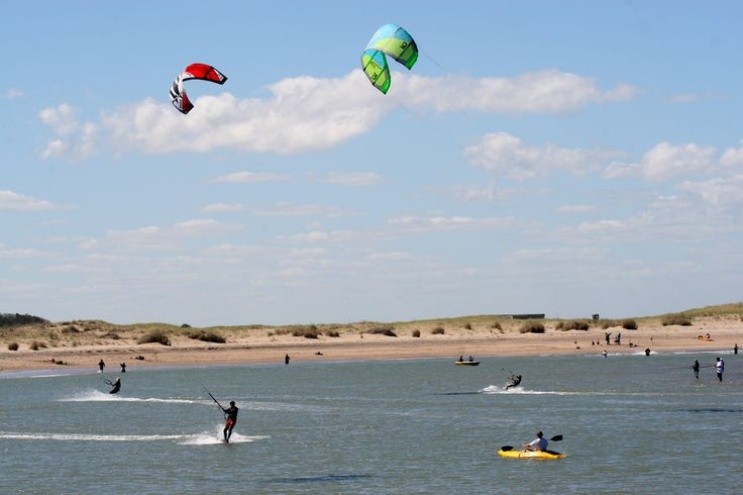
top-left (497, 448), bottom-right (565, 460)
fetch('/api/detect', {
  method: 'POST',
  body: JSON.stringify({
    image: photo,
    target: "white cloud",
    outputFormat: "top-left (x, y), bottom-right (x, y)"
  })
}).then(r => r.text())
top-left (0, 190), bottom-right (57, 211)
top-left (604, 141), bottom-right (733, 181)
top-left (387, 214), bottom-right (519, 232)
top-left (202, 203), bottom-right (245, 213)
top-left (464, 132), bottom-right (615, 179)
top-left (638, 142), bottom-right (716, 181)
top-left (247, 202), bottom-right (356, 217)
top-left (39, 104), bottom-right (97, 160)
top-left (82, 219), bottom-right (243, 252)
top-left (171, 219), bottom-right (242, 237)
top-left (366, 251), bottom-right (410, 261)
top-left (4, 88), bottom-right (23, 99)
top-left (313, 172), bottom-right (382, 186)
top-left (209, 171), bottom-right (291, 184)
top-left (0, 244), bottom-right (45, 258)
top-left (558, 204), bottom-right (596, 214)
top-left (447, 183), bottom-right (501, 202)
top-left (398, 70), bottom-right (636, 113)
top-left (290, 230), bottom-right (356, 243)
top-left (576, 219), bottom-right (625, 232)
top-left (677, 174), bottom-right (743, 208)
top-left (720, 141), bottom-right (743, 167)
top-left (41, 70), bottom-right (636, 160)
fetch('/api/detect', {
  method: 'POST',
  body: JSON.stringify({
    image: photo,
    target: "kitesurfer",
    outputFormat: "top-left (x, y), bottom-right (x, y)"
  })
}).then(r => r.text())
top-left (505, 374), bottom-right (522, 390)
top-left (221, 401), bottom-right (239, 443)
top-left (98, 359), bottom-right (105, 373)
top-left (523, 430), bottom-right (548, 451)
top-left (692, 360), bottom-right (700, 379)
top-left (109, 378), bottom-right (121, 394)
top-left (120, 362), bottom-right (126, 373)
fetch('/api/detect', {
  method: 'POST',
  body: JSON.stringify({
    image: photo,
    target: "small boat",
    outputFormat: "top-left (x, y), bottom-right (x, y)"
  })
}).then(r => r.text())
top-left (455, 360), bottom-right (480, 366)
top-left (497, 447), bottom-right (565, 460)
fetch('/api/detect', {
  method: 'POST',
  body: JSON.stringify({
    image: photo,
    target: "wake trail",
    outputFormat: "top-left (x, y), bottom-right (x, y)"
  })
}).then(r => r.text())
top-left (0, 428), bottom-right (270, 446)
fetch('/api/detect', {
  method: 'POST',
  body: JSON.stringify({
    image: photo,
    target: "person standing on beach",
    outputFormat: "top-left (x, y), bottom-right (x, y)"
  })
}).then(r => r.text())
top-left (221, 401), bottom-right (239, 443)
top-left (715, 357), bottom-right (724, 382)
top-left (692, 360), bottom-right (700, 379)
top-left (735, 343), bottom-right (739, 355)
top-left (98, 359), bottom-right (105, 373)
top-left (523, 431), bottom-right (548, 451)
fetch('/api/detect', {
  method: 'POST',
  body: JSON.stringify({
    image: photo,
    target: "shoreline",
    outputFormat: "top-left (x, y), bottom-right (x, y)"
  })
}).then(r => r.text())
top-left (2, 315), bottom-right (741, 374)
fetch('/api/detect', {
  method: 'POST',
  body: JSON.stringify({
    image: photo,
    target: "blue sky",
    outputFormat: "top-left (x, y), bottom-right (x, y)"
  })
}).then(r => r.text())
top-left (2, 1), bottom-right (741, 326)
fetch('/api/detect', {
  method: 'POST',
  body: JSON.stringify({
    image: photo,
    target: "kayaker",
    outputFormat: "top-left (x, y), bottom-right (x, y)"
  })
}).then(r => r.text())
top-left (523, 431), bottom-right (548, 451)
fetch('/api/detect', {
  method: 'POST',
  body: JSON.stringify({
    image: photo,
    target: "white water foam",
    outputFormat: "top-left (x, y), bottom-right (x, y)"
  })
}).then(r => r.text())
top-left (479, 386), bottom-right (583, 395)
top-left (178, 425), bottom-right (270, 446)
top-left (0, 428), bottom-right (270, 446)
top-left (59, 389), bottom-right (201, 404)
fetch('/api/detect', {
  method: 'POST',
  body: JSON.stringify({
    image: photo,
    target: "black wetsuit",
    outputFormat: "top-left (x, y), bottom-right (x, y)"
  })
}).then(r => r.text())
top-left (109, 380), bottom-right (121, 394)
top-left (222, 405), bottom-right (239, 442)
top-left (505, 375), bottom-right (522, 390)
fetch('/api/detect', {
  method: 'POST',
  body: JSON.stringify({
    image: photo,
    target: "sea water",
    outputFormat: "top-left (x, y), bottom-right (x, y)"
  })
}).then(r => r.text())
top-left (0, 351), bottom-right (740, 494)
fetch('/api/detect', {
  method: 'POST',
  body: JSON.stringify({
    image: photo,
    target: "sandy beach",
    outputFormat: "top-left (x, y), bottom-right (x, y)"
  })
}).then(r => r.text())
top-left (1, 310), bottom-right (741, 373)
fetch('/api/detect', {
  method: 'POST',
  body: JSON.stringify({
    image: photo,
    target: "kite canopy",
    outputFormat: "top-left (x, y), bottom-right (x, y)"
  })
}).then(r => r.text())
top-left (361, 24), bottom-right (418, 94)
top-left (169, 63), bottom-right (228, 114)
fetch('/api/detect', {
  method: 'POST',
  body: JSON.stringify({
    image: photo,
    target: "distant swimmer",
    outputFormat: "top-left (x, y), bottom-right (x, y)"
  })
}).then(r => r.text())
top-left (692, 360), bottom-right (700, 379)
top-left (107, 377), bottom-right (121, 394)
top-left (221, 401), bottom-right (239, 443)
top-left (715, 357), bottom-right (725, 382)
top-left (505, 374), bottom-right (522, 390)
